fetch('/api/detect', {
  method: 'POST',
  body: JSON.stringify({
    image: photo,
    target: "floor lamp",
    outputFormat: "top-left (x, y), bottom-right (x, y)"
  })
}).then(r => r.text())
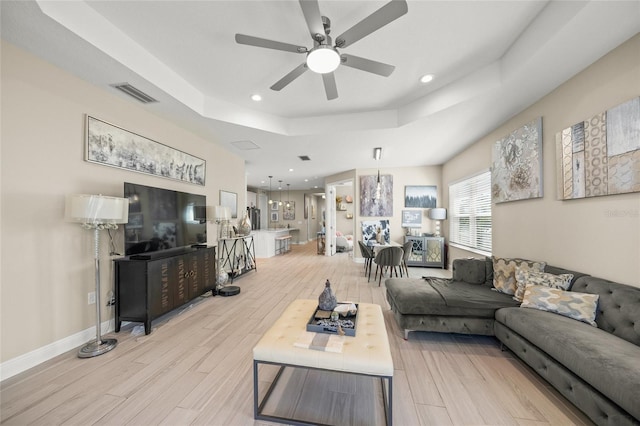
top-left (65, 194), bottom-right (129, 358)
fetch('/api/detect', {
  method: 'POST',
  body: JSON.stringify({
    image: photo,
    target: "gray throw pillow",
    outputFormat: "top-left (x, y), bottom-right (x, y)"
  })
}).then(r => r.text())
top-left (452, 258), bottom-right (486, 284)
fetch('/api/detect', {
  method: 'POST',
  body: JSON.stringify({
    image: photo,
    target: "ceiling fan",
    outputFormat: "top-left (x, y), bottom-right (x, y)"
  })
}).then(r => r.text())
top-left (235, 0), bottom-right (408, 100)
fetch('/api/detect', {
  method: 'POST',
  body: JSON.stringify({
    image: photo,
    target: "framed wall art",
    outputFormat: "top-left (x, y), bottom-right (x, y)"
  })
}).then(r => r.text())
top-left (360, 174), bottom-right (393, 217)
top-left (556, 97), bottom-right (640, 200)
top-left (220, 190), bottom-right (238, 219)
top-left (401, 210), bottom-right (422, 228)
top-left (283, 201), bottom-right (295, 220)
top-left (270, 211), bottom-right (279, 222)
top-left (361, 220), bottom-right (390, 246)
top-left (85, 115), bottom-right (205, 185)
top-left (492, 117), bottom-right (543, 203)
top-left (404, 185), bottom-right (436, 208)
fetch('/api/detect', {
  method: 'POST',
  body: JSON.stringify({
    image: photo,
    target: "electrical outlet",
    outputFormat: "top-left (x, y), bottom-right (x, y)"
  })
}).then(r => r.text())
top-left (88, 292), bottom-right (96, 305)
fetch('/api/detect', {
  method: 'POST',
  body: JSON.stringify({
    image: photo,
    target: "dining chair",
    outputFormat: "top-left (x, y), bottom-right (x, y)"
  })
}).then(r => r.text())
top-left (358, 241), bottom-right (375, 281)
top-left (373, 246), bottom-right (404, 286)
top-left (401, 240), bottom-right (413, 277)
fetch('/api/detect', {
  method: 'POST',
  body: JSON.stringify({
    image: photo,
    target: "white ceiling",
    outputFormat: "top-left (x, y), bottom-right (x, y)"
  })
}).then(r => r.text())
top-left (2, 1), bottom-right (639, 191)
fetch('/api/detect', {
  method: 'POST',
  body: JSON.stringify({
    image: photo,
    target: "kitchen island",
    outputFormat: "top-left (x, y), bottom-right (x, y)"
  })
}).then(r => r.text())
top-left (252, 228), bottom-right (298, 258)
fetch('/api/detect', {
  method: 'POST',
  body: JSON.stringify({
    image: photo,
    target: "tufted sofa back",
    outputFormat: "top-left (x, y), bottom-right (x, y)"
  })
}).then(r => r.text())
top-left (571, 276), bottom-right (640, 346)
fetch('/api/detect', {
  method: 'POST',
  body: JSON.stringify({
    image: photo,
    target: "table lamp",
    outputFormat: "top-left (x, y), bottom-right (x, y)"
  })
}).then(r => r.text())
top-left (215, 205), bottom-right (231, 239)
top-left (428, 208), bottom-right (447, 237)
top-left (65, 194), bottom-right (129, 358)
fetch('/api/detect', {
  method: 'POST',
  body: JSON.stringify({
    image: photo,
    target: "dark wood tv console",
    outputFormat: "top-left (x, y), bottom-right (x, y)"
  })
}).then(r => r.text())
top-left (114, 245), bottom-right (216, 335)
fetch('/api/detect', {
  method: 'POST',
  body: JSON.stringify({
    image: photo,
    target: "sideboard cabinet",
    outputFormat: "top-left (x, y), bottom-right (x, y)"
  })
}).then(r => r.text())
top-left (404, 236), bottom-right (446, 268)
top-left (114, 246), bottom-right (216, 335)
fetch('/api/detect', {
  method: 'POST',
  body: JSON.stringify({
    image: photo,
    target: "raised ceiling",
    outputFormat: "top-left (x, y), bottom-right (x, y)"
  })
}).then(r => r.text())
top-left (2, 1), bottom-right (639, 190)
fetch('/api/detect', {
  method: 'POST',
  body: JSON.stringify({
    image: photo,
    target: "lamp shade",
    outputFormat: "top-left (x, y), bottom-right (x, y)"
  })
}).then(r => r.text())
top-left (428, 208), bottom-right (447, 220)
top-left (65, 194), bottom-right (129, 224)
top-left (215, 205), bottom-right (230, 220)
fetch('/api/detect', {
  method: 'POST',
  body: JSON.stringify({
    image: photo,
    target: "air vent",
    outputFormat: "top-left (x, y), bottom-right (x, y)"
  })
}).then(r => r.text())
top-left (111, 83), bottom-right (158, 104)
top-left (231, 140), bottom-right (261, 150)
top-left (299, 155), bottom-right (311, 161)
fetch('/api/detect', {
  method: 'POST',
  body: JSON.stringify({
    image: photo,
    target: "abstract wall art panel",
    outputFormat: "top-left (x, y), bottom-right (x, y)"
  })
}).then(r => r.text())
top-left (491, 117), bottom-right (543, 203)
top-left (556, 97), bottom-right (640, 200)
top-left (360, 174), bottom-right (393, 217)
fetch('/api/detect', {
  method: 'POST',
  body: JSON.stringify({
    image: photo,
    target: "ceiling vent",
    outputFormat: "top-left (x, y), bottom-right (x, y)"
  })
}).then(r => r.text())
top-left (299, 155), bottom-right (311, 161)
top-left (231, 140), bottom-right (261, 150)
top-left (111, 83), bottom-right (157, 104)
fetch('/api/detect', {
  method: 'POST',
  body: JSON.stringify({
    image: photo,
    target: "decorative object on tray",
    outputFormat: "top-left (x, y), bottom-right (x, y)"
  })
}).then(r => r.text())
top-left (307, 302), bottom-right (359, 336)
top-left (334, 302), bottom-right (357, 316)
top-left (318, 279), bottom-right (337, 311)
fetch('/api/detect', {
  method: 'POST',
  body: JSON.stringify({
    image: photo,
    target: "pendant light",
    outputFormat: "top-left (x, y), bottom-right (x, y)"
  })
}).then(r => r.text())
top-left (286, 184), bottom-right (291, 208)
top-left (278, 180), bottom-right (283, 206)
top-left (268, 176), bottom-right (273, 205)
top-left (373, 147), bottom-right (382, 203)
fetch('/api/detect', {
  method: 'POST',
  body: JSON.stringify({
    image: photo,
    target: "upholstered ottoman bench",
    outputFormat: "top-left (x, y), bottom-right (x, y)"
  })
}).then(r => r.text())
top-left (253, 299), bottom-right (394, 425)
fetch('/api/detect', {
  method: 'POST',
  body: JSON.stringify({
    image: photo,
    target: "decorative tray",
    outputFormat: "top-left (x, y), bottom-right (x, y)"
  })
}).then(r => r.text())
top-left (306, 303), bottom-right (358, 337)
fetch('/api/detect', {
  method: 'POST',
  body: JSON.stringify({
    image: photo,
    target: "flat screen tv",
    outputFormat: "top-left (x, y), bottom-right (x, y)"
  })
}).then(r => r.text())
top-left (123, 182), bottom-right (207, 255)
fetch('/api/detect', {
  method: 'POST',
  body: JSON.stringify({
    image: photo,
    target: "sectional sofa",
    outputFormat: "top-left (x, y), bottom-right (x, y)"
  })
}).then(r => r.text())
top-left (385, 257), bottom-right (640, 426)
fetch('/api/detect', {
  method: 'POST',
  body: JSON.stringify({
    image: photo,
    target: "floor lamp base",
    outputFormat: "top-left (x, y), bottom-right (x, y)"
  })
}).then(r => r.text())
top-left (78, 338), bottom-right (118, 358)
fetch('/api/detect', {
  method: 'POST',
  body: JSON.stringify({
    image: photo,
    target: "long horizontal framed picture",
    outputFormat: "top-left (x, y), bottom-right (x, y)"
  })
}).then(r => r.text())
top-left (86, 115), bottom-right (206, 185)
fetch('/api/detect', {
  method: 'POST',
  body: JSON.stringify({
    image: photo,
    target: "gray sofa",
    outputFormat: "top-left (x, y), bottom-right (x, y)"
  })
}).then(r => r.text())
top-left (385, 258), bottom-right (640, 426)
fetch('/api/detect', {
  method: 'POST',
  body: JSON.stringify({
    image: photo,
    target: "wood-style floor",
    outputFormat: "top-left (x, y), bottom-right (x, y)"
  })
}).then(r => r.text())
top-left (1, 241), bottom-right (592, 425)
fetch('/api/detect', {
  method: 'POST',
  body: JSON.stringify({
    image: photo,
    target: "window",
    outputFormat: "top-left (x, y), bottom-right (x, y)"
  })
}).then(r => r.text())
top-left (449, 170), bottom-right (492, 255)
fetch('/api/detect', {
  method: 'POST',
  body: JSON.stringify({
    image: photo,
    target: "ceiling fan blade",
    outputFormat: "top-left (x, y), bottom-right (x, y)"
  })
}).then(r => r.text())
top-left (235, 34), bottom-right (306, 54)
top-left (299, 0), bottom-right (325, 39)
top-left (271, 63), bottom-right (309, 91)
top-left (341, 54), bottom-right (395, 77)
top-left (322, 73), bottom-right (338, 100)
top-left (335, 0), bottom-right (408, 49)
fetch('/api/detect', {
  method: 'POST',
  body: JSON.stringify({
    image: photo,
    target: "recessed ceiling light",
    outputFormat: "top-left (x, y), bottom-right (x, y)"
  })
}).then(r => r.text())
top-left (420, 74), bottom-right (434, 84)
top-left (251, 94), bottom-right (262, 101)
top-left (304, 179), bottom-right (309, 182)
top-left (289, 168), bottom-right (294, 172)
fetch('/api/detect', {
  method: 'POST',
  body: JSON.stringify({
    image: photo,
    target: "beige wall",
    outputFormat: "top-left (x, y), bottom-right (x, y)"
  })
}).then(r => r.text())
top-left (443, 34), bottom-right (640, 286)
top-left (1, 41), bottom-right (246, 364)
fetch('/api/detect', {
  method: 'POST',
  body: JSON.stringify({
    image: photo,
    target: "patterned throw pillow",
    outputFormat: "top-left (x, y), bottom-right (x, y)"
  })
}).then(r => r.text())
top-left (513, 268), bottom-right (574, 302)
top-left (492, 257), bottom-right (546, 295)
top-left (521, 284), bottom-right (599, 326)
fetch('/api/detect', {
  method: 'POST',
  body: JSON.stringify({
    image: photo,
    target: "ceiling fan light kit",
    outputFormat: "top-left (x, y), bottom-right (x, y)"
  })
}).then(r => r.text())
top-left (235, 0), bottom-right (408, 100)
top-left (306, 45), bottom-right (340, 74)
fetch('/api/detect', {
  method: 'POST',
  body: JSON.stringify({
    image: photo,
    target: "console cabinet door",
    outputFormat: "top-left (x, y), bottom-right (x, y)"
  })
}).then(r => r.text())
top-left (147, 257), bottom-right (175, 319)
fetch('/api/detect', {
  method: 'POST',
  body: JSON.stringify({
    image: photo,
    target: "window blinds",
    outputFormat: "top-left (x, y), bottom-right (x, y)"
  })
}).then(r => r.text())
top-left (449, 170), bottom-right (492, 255)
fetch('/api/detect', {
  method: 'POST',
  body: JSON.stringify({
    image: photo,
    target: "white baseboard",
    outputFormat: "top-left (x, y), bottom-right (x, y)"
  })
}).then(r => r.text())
top-left (0, 319), bottom-right (115, 382)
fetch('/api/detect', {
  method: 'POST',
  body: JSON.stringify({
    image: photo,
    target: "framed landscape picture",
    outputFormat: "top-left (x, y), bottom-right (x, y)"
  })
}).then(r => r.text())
top-left (404, 185), bottom-right (436, 208)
